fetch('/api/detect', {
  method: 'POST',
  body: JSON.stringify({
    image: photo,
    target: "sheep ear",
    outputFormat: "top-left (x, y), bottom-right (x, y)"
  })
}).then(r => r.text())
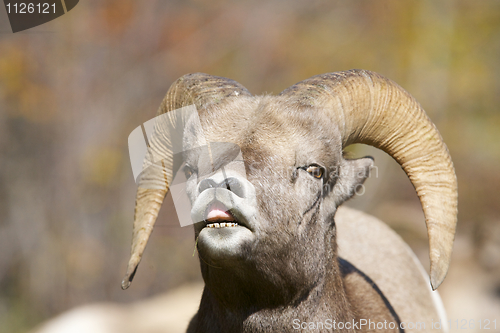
top-left (331, 157), bottom-right (374, 206)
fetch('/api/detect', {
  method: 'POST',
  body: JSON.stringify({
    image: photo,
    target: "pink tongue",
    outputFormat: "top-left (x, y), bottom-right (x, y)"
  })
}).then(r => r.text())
top-left (206, 208), bottom-right (234, 222)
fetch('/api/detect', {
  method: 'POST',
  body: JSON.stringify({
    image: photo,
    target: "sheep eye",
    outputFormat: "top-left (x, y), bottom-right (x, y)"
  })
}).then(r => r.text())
top-left (183, 165), bottom-right (195, 179)
top-left (306, 165), bottom-right (324, 179)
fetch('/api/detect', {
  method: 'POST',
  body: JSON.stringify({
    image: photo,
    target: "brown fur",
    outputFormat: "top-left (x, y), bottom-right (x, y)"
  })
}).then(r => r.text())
top-left (185, 97), bottom-right (410, 332)
top-left (127, 72), bottom-right (453, 333)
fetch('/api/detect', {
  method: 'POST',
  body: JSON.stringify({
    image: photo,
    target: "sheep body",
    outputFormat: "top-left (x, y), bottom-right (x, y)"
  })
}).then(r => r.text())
top-left (187, 207), bottom-right (446, 333)
top-left (31, 208), bottom-right (446, 333)
top-left (122, 71), bottom-right (458, 333)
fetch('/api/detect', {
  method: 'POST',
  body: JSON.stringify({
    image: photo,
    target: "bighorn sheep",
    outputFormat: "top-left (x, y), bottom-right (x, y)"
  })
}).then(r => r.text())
top-left (122, 69), bottom-right (458, 332)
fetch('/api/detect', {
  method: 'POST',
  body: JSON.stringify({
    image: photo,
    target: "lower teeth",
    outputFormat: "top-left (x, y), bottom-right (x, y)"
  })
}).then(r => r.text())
top-left (206, 222), bottom-right (238, 228)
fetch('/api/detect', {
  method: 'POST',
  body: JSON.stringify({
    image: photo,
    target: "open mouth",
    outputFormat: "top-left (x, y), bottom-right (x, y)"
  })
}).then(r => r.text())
top-left (195, 197), bottom-right (256, 260)
top-left (203, 201), bottom-right (242, 229)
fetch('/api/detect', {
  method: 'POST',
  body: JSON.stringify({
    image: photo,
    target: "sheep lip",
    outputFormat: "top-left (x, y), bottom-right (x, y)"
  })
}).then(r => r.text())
top-left (205, 211), bottom-right (235, 223)
top-left (202, 201), bottom-right (249, 230)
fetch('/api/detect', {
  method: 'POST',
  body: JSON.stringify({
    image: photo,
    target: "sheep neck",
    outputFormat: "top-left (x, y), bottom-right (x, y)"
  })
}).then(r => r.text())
top-left (194, 227), bottom-right (357, 332)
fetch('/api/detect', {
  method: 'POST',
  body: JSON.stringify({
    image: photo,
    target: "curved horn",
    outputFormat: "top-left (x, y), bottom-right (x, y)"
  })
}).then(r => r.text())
top-left (122, 74), bottom-right (251, 289)
top-left (280, 69), bottom-right (457, 290)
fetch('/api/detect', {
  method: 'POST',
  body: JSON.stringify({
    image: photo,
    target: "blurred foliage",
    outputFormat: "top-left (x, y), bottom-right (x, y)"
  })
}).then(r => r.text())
top-left (1, 0), bottom-right (500, 332)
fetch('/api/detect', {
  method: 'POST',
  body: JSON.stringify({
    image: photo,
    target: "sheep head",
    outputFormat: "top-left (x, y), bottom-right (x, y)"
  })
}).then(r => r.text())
top-left (122, 70), bottom-right (458, 297)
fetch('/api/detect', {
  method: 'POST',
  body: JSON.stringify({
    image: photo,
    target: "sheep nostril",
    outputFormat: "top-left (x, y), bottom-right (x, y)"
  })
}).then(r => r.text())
top-left (199, 179), bottom-right (217, 193)
top-left (198, 177), bottom-right (245, 197)
top-left (223, 177), bottom-right (245, 198)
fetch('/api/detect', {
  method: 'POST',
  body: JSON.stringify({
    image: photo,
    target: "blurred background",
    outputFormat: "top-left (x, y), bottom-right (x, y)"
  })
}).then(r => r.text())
top-left (0, 0), bottom-right (499, 332)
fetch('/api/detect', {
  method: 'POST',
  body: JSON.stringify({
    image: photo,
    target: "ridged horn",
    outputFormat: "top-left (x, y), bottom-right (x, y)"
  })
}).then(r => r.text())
top-left (280, 69), bottom-right (457, 290)
top-left (122, 73), bottom-right (251, 289)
